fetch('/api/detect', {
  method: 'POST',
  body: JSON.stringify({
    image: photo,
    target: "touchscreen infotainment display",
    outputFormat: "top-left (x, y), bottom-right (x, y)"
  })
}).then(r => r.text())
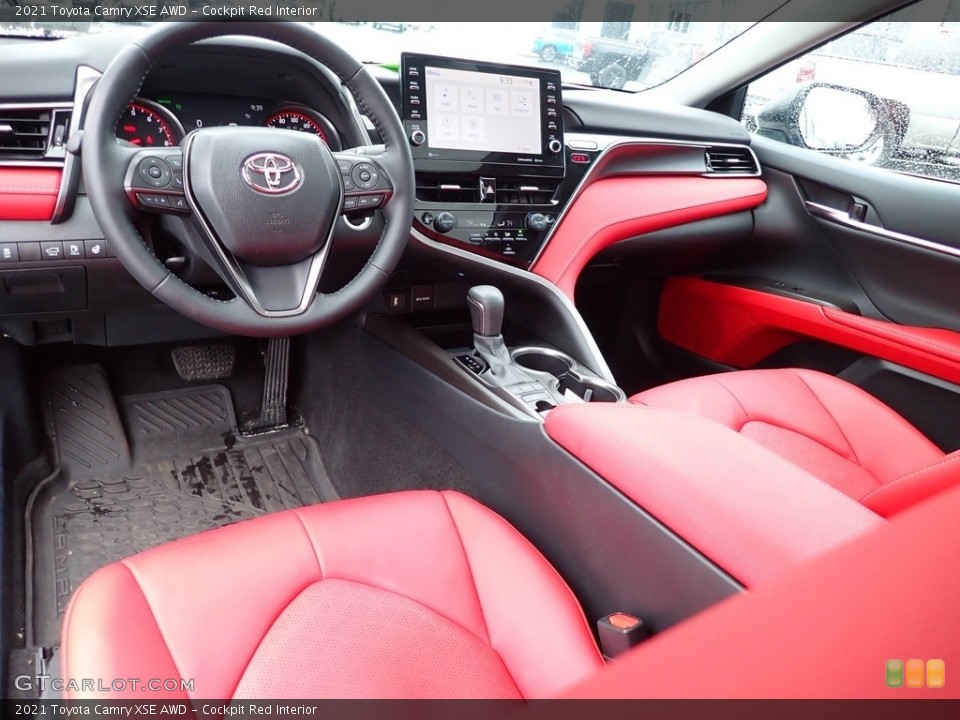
top-left (401, 53), bottom-right (564, 172)
top-left (424, 66), bottom-right (541, 155)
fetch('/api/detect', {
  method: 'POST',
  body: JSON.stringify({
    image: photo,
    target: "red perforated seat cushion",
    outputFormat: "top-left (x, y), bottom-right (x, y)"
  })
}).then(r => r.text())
top-left (61, 490), bottom-right (602, 700)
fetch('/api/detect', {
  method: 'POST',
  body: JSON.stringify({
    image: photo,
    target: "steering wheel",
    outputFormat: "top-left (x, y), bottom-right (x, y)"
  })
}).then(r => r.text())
top-left (82, 22), bottom-right (414, 336)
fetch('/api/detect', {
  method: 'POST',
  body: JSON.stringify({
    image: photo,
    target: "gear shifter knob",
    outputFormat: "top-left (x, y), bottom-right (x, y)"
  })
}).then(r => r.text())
top-left (467, 285), bottom-right (504, 337)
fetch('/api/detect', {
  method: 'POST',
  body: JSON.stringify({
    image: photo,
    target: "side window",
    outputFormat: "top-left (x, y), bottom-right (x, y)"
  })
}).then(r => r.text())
top-left (742, 0), bottom-right (960, 182)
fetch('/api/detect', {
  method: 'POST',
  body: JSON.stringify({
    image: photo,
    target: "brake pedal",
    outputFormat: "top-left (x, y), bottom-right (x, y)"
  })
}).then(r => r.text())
top-left (171, 344), bottom-right (235, 381)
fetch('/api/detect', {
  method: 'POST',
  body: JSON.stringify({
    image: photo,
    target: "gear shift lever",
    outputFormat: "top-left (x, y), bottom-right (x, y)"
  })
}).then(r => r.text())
top-left (467, 285), bottom-right (504, 337)
top-left (467, 285), bottom-right (528, 384)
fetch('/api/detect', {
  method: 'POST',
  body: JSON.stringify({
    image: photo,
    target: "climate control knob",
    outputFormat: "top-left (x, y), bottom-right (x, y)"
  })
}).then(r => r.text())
top-left (410, 129), bottom-right (426, 146)
top-left (547, 138), bottom-right (563, 154)
top-left (526, 213), bottom-right (548, 232)
top-left (433, 211), bottom-right (457, 233)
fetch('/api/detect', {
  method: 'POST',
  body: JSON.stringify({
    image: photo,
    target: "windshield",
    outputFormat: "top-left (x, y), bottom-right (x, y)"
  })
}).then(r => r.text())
top-left (0, 17), bottom-right (753, 91)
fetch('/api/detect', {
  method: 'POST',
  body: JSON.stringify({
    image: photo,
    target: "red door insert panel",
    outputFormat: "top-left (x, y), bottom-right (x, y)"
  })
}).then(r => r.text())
top-left (660, 276), bottom-right (960, 385)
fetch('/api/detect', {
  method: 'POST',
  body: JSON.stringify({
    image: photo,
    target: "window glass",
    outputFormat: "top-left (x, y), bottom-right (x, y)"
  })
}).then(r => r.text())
top-left (743, 0), bottom-right (960, 182)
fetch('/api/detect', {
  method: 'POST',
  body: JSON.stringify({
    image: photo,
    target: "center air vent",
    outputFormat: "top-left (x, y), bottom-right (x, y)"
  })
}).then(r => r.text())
top-left (415, 174), bottom-right (481, 203)
top-left (495, 179), bottom-right (559, 205)
top-left (704, 147), bottom-right (759, 175)
top-left (415, 173), bottom-right (560, 205)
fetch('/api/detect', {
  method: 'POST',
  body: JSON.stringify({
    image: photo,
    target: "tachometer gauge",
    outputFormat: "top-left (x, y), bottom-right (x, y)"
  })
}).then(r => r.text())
top-left (116, 99), bottom-right (184, 148)
top-left (263, 106), bottom-right (341, 150)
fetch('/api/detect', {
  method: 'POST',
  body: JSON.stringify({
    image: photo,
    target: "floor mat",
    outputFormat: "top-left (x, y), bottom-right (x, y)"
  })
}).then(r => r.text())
top-left (29, 372), bottom-right (337, 648)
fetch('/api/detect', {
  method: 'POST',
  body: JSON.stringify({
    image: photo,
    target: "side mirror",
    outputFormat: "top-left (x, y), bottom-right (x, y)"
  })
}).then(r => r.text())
top-left (755, 82), bottom-right (896, 163)
top-left (799, 85), bottom-right (877, 151)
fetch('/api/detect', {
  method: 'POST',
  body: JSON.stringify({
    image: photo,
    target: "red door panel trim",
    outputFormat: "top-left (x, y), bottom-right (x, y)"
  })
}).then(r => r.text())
top-left (0, 167), bottom-right (62, 221)
top-left (660, 276), bottom-right (960, 385)
top-left (530, 176), bottom-right (767, 299)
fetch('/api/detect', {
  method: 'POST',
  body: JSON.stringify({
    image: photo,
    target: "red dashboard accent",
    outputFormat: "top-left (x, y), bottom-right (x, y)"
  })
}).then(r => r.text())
top-left (0, 167), bottom-right (61, 221)
top-left (660, 276), bottom-right (960, 385)
top-left (530, 176), bottom-right (767, 299)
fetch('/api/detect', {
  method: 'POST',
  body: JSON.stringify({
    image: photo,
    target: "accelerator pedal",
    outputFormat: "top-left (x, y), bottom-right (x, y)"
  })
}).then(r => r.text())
top-left (245, 337), bottom-right (290, 432)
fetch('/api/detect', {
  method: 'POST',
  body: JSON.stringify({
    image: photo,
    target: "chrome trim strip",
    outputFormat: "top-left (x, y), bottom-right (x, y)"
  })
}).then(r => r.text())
top-left (182, 132), bottom-right (341, 318)
top-left (0, 160), bottom-right (65, 168)
top-left (409, 225), bottom-right (617, 385)
top-left (805, 201), bottom-right (960, 261)
top-left (0, 102), bottom-right (73, 110)
top-left (528, 134), bottom-right (762, 268)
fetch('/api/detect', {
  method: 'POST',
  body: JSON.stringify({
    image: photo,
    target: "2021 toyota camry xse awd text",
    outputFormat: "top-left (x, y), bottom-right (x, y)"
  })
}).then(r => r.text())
top-left (1, 1), bottom-right (959, 708)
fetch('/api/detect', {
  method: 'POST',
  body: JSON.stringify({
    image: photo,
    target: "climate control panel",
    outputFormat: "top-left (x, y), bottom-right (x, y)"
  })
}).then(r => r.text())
top-left (416, 209), bottom-right (557, 263)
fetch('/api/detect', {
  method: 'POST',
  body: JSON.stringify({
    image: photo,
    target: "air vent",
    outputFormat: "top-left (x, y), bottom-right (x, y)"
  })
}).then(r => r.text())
top-left (0, 109), bottom-right (53, 158)
top-left (415, 174), bottom-right (480, 203)
top-left (495, 179), bottom-right (559, 205)
top-left (704, 147), bottom-right (759, 175)
top-left (415, 173), bottom-right (561, 205)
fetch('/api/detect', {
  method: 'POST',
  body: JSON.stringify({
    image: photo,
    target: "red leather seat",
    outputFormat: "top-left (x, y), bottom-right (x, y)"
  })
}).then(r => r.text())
top-left (62, 490), bottom-right (602, 700)
top-left (631, 368), bottom-right (957, 517)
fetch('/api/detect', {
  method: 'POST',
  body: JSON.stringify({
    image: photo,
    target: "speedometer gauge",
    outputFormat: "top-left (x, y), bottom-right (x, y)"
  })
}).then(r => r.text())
top-left (263, 106), bottom-right (341, 149)
top-left (116, 99), bottom-right (184, 148)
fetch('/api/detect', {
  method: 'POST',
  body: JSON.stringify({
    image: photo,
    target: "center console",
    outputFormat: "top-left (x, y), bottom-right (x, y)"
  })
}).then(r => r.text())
top-left (401, 52), bottom-right (589, 266)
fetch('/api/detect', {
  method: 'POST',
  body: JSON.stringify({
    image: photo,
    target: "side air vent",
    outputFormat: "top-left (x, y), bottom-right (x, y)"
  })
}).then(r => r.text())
top-left (495, 179), bottom-right (559, 205)
top-left (0, 107), bottom-right (71, 160)
top-left (704, 146), bottom-right (759, 175)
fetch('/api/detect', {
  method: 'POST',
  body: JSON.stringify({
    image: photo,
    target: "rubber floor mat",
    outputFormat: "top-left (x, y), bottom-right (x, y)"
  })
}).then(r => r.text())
top-left (29, 389), bottom-right (337, 648)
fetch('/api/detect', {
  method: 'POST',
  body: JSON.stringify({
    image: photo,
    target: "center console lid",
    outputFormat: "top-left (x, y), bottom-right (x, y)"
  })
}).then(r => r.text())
top-left (544, 404), bottom-right (883, 586)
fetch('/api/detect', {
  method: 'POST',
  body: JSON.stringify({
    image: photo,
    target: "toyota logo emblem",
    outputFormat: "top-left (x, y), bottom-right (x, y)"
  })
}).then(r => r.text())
top-left (241, 153), bottom-right (303, 195)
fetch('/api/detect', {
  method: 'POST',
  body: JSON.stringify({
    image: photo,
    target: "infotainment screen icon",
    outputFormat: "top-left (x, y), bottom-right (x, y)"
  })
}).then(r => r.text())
top-left (401, 52), bottom-right (564, 176)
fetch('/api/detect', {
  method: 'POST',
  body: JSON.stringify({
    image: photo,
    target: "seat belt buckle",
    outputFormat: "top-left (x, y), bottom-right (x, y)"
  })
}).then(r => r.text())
top-left (597, 612), bottom-right (648, 660)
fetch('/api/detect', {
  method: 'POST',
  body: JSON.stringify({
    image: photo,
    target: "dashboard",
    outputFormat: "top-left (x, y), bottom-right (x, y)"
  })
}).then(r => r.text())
top-left (0, 30), bottom-right (759, 347)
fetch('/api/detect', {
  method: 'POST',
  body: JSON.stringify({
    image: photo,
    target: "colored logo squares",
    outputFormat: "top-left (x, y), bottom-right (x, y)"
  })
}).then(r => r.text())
top-left (886, 659), bottom-right (945, 688)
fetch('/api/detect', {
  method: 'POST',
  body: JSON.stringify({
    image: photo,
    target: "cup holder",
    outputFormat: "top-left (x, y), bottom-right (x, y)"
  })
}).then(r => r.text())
top-left (511, 347), bottom-right (624, 404)
top-left (557, 375), bottom-right (621, 403)
top-left (512, 349), bottom-right (574, 377)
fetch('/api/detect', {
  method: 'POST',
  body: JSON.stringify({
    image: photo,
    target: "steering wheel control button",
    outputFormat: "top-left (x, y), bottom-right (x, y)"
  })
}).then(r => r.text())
top-left (343, 196), bottom-right (359, 210)
top-left (337, 158), bottom-right (353, 174)
top-left (356, 194), bottom-right (383, 209)
top-left (165, 155), bottom-right (183, 171)
top-left (171, 172), bottom-right (184, 190)
top-left (138, 193), bottom-right (169, 209)
top-left (137, 157), bottom-right (173, 188)
top-left (351, 163), bottom-right (380, 190)
top-left (137, 193), bottom-right (190, 215)
top-left (40, 241), bottom-right (64, 261)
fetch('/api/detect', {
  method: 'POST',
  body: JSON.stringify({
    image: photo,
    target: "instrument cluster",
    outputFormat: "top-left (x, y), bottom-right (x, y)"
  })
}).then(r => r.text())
top-left (115, 93), bottom-right (342, 150)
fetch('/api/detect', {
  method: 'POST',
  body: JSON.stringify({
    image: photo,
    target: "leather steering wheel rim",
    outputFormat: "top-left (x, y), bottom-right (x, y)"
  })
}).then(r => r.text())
top-left (83, 22), bottom-right (415, 337)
